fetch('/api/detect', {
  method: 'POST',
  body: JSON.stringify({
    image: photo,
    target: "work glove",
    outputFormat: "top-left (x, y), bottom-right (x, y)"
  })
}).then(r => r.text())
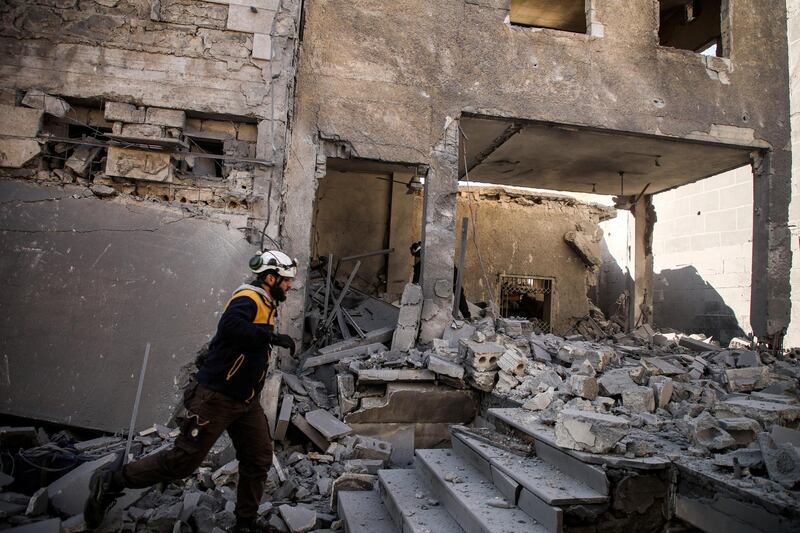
top-left (271, 333), bottom-right (296, 357)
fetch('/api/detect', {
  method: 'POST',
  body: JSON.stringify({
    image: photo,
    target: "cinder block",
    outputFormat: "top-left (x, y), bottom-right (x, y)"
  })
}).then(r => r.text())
top-left (718, 183), bottom-right (752, 210)
top-left (145, 107), bottom-right (186, 129)
top-left (104, 102), bottom-right (145, 123)
top-left (691, 233), bottom-right (721, 252)
top-left (106, 146), bottom-right (172, 182)
top-left (690, 190), bottom-right (720, 213)
top-left (704, 209), bottom-right (737, 233)
top-left (227, 4), bottom-right (276, 33)
top-left (0, 105), bottom-right (43, 137)
top-left (121, 123), bottom-right (165, 139)
top-left (252, 33), bottom-right (272, 60)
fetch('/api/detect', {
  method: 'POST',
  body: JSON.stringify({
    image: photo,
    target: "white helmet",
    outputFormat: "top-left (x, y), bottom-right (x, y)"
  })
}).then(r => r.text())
top-left (249, 250), bottom-right (297, 278)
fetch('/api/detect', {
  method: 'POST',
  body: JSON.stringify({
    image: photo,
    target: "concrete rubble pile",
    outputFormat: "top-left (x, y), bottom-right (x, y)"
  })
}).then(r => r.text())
top-left (1, 282), bottom-right (799, 532)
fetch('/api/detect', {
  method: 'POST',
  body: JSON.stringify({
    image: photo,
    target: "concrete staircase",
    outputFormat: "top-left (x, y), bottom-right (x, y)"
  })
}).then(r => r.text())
top-left (338, 407), bottom-right (610, 533)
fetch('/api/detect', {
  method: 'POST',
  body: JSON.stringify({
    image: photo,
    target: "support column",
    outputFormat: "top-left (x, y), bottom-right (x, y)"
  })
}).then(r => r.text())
top-left (751, 150), bottom-right (792, 345)
top-left (631, 195), bottom-right (655, 328)
top-left (418, 119), bottom-right (459, 343)
top-left (278, 97), bottom-right (320, 362)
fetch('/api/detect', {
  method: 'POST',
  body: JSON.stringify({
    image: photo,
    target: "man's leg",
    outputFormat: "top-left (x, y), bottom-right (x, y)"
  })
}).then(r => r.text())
top-left (226, 401), bottom-right (273, 528)
top-left (123, 385), bottom-right (235, 487)
top-left (85, 385), bottom-right (238, 527)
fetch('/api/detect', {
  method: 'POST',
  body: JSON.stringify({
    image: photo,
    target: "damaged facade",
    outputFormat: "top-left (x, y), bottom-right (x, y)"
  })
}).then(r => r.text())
top-left (0, 0), bottom-right (798, 532)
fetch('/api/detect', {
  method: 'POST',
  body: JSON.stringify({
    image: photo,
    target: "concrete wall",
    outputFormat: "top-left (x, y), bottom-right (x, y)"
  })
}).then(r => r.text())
top-left (0, 0), bottom-right (303, 430)
top-left (282, 0), bottom-right (793, 343)
top-left (452, 187), bottom-right (614, 333)
top-left (786, 0), bottom-right (800, 347)
top-left (651, 166), bottom-right (753, 343)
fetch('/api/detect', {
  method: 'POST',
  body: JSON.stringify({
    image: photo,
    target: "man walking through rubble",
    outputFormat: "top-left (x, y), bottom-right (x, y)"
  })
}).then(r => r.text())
top-left (84, 250), bottom-right (299, 532)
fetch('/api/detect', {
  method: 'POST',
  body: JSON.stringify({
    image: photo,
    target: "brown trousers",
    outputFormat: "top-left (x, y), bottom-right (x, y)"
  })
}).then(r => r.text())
top-left (122, 383), bottom-right (273, 523)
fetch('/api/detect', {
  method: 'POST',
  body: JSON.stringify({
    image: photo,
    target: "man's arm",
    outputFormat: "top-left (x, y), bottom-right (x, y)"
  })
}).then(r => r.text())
top-left (217, 296), bottom-right (272, 349)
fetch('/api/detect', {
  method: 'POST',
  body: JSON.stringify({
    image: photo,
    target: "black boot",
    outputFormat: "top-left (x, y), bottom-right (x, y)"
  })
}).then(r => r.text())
top-left (84, 454), bottom-right (125, 529)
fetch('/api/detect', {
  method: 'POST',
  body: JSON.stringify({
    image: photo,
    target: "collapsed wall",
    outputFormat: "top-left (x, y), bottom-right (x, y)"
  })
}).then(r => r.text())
top-left (0, 0), bottom-right (302, 431)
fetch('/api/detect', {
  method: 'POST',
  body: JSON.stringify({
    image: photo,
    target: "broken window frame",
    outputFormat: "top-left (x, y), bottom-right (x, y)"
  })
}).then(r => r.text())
top-left (498, 273), bottom-right (554, 331)
top-left (657, 0), bottom-right (731, 58)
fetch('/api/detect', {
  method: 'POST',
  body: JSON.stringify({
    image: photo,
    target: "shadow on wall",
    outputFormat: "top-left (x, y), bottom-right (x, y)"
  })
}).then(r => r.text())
top-left (654, 265), bottom-right (746, 345)
top-left (597, 236), bottom-right (630, 320)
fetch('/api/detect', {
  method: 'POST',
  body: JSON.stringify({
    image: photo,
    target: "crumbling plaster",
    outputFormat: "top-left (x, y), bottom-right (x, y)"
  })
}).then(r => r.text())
top-left (283, 0), bottom-right (792, 342)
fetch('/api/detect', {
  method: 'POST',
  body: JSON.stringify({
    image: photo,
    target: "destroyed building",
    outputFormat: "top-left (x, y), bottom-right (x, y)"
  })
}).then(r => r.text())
top-left (0, 1), bottom-right (799, 532)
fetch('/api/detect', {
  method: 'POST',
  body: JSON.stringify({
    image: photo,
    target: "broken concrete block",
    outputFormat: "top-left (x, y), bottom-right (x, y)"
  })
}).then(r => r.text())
top-left (496, 318), bottom-right (526, 336)
top-left (278, 504), bottom-right (316, 533)
top-left (558, 343), bottom-right (617, 370)
top-left (302, 378), bottom-right (330, 408)
top-left (692, 412), bottom-right (736, 451)
top-left (555, 409), bottom-right (630, 453)
top-left (105, 102), bottom-right (145, 123)
top-left (649, 376), bottom-right (674, 409)
top-left (252, 33), bottom-right (273, 60)
top-left (717, 417), bottom-right (761, 446)
top-left (345, 382), bottom-right (477, 425)
top-left (566, 374), bottom-right (599, 400)
top-left (0, 105), bottom-right (43, 137)
top-left (90, 184), bottom-right (117, 198)
top-left (678, 336), bottom-right (721, 352)
top-left (305, 409), bottom-right (353, 440)
top-left (47, 453), bottom-right (117, 515)
top-left (735, 350), bottom-right (760, 367)
top-left (598, 369), bottom-right (637, 396)
top-left (522, 387), bottom-right (555, 411)
top-left (426, 354), bottom-right (465, 380)
top-left (772, 425), bottom-right (800, 448)
top-left (355, 368), bottom-right (435, 383)
top-left (497, 348), bottom-right (527, 377)
top-left (274, 394), bottom-right (294, 441)
top-left (263, 372), bottom-right (283, 438)
top-left (120, 123), bottom-right (164, 139)
top-left (283, 372), bottom-right (307, 395)
top-left (291, 414), bottom-right (331, 451)
top-left (622, 386), bottom-right (655, 413)
top-left (353, 435), bottom-right (392, 462)
top-left (712, 448), bottom-right (764, 469)
top-left (329, 473), bottom-right (376, 508)
top-left (21, 90), bottom-right (70, 118)
top-left (564, 230), bottom-right (601, 267)
top-left (391, 283), bottom-right (423, 352)
top-left (728, 337), bottom-right (753, 349)
top-left (725, 366), bottom-right (771, 392)
top-left (494, 370), bottom-right (520, 395)
top-left (145, 107), bottom-right (186, 129)
top-left (641, 357), bottom-right (685, 376)
top-left (459, 340), bottom-right (504, 371)
top-left (467, 369), bottom-right (497, 392)
top-left (0, 138), bottom-right (41, 168)
top-left (106, 146), bottom-right (171, 182)
top-left (303, 343), bottom-right (383, 369)
top-left (65, 145), bottom-right (102, 177)
top-left (758, 432), bottom-right (800, 489)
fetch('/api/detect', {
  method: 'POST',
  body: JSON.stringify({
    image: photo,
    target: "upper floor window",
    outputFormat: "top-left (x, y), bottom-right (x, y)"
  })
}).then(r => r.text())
top-left (509, 0), bottom-right (588, 34)
top-left (659, 0), bottom-right (727, 57)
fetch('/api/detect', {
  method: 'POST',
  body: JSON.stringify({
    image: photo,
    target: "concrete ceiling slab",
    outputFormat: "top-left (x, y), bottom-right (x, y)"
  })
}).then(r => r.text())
top-left (459, 117), bottom-right (753, 196)
top-left (510, 0), bottom-right (587, 33)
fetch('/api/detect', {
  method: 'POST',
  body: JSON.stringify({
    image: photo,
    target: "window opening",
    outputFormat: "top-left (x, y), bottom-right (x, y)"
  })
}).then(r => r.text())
top-left (499, 274), bottom-right (553, 331)
top-left (509, 0), bottom-right (587, 34)
top-left (184, 137), bottom-right (224, 178)
top-left (659, 0), bottom-right (725, 56)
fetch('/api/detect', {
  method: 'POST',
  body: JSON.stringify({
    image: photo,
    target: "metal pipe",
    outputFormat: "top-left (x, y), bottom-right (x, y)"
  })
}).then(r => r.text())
top-left (124, 342), bottom-right (151, 464)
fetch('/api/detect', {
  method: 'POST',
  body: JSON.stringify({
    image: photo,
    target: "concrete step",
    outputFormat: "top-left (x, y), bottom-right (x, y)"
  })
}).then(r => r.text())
top-left (488, 407), bottom-right (669, 473)
top-left (487, 408), bottom-right (609, 495)
top-left (450, 433), bottom-right (562, 532)
top-left (378, 468), bottom-right (464, 533)
top-left (452, 431), bottom-right (608, 505)
top-left (338, 489), bottom-right (397, 533)
top-left (415, 448), bottom-right (548, 533)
